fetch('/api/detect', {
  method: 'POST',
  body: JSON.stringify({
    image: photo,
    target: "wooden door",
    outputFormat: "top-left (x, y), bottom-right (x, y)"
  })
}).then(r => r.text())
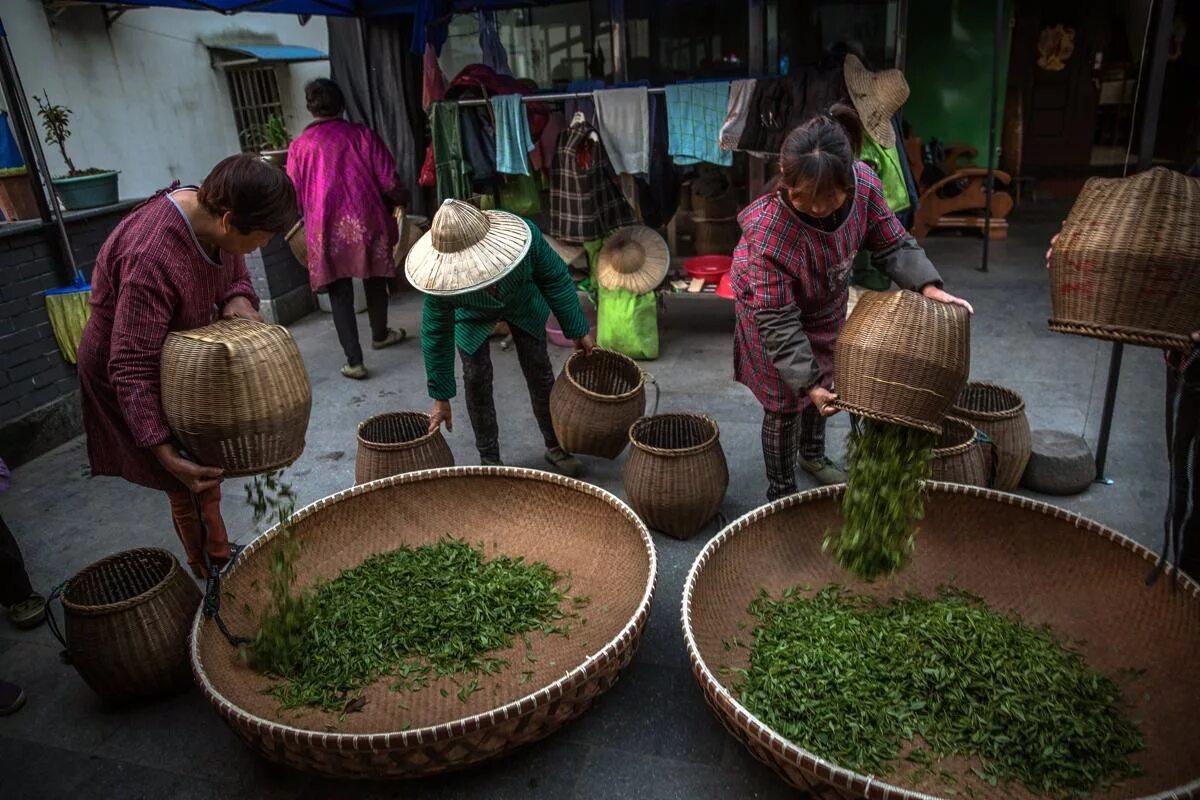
top-left (1010, 0), bottom-right (1103, 173)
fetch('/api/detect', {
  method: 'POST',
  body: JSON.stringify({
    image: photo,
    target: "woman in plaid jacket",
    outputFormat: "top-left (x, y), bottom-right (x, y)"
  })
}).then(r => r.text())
top-left (730, 104), bottom-right (972, 501)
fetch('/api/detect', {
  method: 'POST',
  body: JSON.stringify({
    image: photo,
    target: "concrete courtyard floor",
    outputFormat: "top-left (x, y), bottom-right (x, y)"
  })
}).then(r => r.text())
top-left (0, 205), bottom-right (1171, 799)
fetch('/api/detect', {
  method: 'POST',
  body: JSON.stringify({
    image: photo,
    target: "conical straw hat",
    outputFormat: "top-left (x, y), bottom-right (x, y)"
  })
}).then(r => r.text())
top-left (543, 233), bottom-right (585, 268)
top-left (596, 226), bottom-right (670, 295)
top-left (405, 199), bottom-right (532, 296)
top-left (843, 54), bottom-right (909, 148)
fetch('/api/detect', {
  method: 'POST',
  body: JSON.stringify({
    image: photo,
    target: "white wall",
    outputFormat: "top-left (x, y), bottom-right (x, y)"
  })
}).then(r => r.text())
top-left (2, 0), bottom-right (330, 198)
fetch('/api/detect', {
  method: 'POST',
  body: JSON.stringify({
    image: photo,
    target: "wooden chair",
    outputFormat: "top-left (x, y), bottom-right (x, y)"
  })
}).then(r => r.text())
top-left (904, 136), bottom-right (1014, 240)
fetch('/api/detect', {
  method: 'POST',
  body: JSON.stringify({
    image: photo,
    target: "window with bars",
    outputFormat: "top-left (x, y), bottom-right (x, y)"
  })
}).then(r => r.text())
top-left (227, 65), bottom-right (284, 152)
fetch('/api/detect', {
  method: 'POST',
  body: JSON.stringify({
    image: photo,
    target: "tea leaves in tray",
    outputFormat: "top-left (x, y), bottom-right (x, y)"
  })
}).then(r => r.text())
top-left (825, 418), bottom-right (934, 580)
top-left (243, 538), bottom-right (585, 712)
top-left (729, 586), bottom-right (1144, 797)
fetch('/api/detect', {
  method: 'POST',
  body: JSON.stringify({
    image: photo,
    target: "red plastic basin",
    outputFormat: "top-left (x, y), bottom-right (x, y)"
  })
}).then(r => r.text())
top-left (683, 255), bottom-right (732, 283)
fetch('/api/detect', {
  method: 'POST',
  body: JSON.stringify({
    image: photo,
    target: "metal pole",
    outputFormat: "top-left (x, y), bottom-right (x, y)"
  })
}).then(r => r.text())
top-left (1093, 0), bottom-right (1175, 481)
top-left (979, 0), bottom-right (1004, 272)
top-left (0, 16), bottom-right (77, 279)
top-left (454, 87), bottom-right (667, 108)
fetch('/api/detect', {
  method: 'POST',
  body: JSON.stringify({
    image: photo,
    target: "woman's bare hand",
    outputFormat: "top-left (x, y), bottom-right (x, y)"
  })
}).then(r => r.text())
top-left (429, 400), bottom-right (453, 433)
top-left (921, 285), bottom-right (974, 315)
top-left (153, 445), bottom-right (223, 494)
top-left (808, 386), bottom-right (840, 417)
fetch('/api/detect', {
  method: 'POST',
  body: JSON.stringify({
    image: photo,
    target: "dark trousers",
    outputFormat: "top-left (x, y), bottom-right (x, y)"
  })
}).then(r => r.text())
top-left (1165, 351), bottom-right (1200, 579)
top-left (459, 324), bottom-right (559, 463)
top-left (0, 513), bottom-right (34, 607)
top-left (328, 277), bottom-right (390, 367)
top-left (761, 407), bottom-right (827, 501)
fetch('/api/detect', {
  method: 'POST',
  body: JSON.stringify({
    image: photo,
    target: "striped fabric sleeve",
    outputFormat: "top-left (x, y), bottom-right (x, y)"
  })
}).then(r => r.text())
top-left (528, 221), bottom-right (589, 340)
top-left (421, 295), bottom-right (459, 401)
top-left (220, 255), bottom-right (261, 310)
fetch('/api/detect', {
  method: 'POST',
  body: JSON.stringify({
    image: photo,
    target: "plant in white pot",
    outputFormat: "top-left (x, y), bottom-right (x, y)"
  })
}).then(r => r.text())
top-left (34, 91), bottom-right (119, 211)
top-left (247, 114), bottom-right (291, 168)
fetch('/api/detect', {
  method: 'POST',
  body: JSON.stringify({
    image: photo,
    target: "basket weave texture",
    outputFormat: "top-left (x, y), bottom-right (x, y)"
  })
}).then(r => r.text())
top-left (161, 319), bottom-right (312, 477)
top-left (624, 414), bottom-right (729, 539)
top-left (62, 548), bottom-right (201, 705)
top-left (931, 416), bottom-right (990, 487)
top-left (192, 467), bottom-right (655, 779)
top-left (951, 382), bottom-right (1031, 491)
top-left (550, 349), bottom-right (646, 459)
top-left (831, 291), bottom-right (970, 435)
top-left (355, 411), bottom-right (454, 484)
top-left (1049, 167), bottom-right (1200, 351)
top-left (683, 484), bottom-right (1200, 800)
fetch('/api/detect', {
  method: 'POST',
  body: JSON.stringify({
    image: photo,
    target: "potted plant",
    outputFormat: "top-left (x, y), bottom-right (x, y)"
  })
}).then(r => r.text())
top-left (247, 114), bottom-right (291, 168)
top-left (34, 92), bottom-right (119, 211)
top-left (0, 166), bottom-right (40, 221)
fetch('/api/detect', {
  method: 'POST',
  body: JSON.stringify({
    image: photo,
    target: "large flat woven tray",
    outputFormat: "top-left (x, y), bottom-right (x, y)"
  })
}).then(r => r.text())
top-left (683, 483), bottom-right (1200, 799)
top-left (192, 467), bottom-right (656, 778)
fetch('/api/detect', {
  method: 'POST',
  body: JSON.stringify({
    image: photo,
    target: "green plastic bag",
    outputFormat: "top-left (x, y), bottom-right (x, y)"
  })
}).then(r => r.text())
top-left (498, 173), bottom-right (542, 217)
top-left (598, 286), bottom-right (659, 360)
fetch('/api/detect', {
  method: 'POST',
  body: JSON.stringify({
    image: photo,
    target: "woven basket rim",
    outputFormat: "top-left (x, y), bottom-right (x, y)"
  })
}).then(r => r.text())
top-left (1048, 319), bottom-right (1195, 353)
top-left (563, 348), bottom-right (645, 403)
top-left (356, 410), bottom-right (441, 452)
top-left (190, 466), bottom-right (657, 749)
top-left (827, 400), bottom-right (942, 435)
top-left (167, 317), bottom-right (286, 344)
top-left (933, 417), bottom-right (979, 458)
top-left (951, 381), bottom-right (1026, 422)
top-left (681, 483), bottom-right (1200, 800)
top-left (628, 413), bottom-right (720, 457)
top-left (62, 547), bottom-right (181, 616)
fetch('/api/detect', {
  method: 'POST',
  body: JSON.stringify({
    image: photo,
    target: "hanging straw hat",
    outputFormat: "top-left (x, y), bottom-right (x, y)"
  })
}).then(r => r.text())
top-left (843, 54), bottom-right (909, 148)
top-left (405, 199), bottom-right (532, 296)
top-left (596, 226), bottom-right (670, 295)
top-left (543, 233), bottom-right (586, 269)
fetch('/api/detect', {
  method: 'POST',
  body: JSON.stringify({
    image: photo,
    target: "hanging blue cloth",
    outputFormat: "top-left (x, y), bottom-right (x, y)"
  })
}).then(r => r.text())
top-left (478, 11), bottom-right (512, 77)
top-left (664, 82), bottom-right (733, 167)
top-left (0, 111), bottom-right (23, 170)
top-left (491, 94), bottom-right (533, 175)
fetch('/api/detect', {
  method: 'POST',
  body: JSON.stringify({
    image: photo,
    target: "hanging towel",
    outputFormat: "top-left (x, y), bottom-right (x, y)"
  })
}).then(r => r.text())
top-left (422, 44), bottom-right (448, 111)
top-left (430, 101), bottom-right (471, 203)
top-left (491, 94), bottom-right (534, 175)
top-left (720, 79), bottom-right (756, 151)
top-left (665, 82), bottom-right (733, 167)
top-left (594, 87), bottom-right (650, 175)
top-left (478, 11), bottom-right (513, 77)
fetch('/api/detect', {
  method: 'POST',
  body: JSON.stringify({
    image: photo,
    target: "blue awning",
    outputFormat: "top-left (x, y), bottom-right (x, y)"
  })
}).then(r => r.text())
top-left (209, 44), bottom-right (330, 66)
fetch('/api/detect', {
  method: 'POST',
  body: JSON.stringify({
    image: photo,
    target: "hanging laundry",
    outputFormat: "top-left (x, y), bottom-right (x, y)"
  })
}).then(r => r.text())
top-left (460, 107), bottom-right (496, 182)
top-left (491, 94), bottom-right (534, 176)
top-left (549, 122), bottom-right (635, 244)
top-left (422, 44), bottom-right (448, 111)
top-left (664, 82), bottom-right (733, 167)
top-left (593, 87), bottom-right (650, 175)
top-left (532, 110), bottom-right (566, 174)
top-left (564, 79), bottom-right (605, 125)
top-left (720, 79), bottom-right (756, 151)
top-left (636, 92), bottom-right (679, 230)
top-left (429, 101), bottom-right (471, 203)
top-left (478, 11), bottom-right (513, 77)
top-left (892, 114), bottom-right (920, 228)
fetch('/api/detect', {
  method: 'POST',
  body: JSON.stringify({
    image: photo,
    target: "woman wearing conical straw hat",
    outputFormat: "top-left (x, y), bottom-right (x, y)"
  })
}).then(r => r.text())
top-left (407, 199), bottom-right (594, 475)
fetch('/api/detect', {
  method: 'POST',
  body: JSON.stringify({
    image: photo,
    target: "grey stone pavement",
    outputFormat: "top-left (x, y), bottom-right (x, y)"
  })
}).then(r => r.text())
top-left (0, 204), bottom-right (1170, 799)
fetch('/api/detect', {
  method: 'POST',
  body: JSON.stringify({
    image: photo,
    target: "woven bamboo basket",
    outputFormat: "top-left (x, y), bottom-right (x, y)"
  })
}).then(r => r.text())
top-left (624, 414), bottom-right (729, 540)
top-left (951, 382), bottom-right (1031, 491)
top-left (192, 467), bottom-right (656, 779)
top-left (51, 548), bottom-right (201, 705)
top-left (355, 411), bottom-right (454, 485)
top-left (831, 291), bottom-right (970, 435)
top-left (1049, 167), bottom-right (1200, 351)
top-left (683, 484), bottom-right (1200, 799)
top-left (931, 416), bottom-right (991, 487)
top-left (550, 349), bottom-right (646, 459)
top-left (161, 319), bottom-right (312, 477)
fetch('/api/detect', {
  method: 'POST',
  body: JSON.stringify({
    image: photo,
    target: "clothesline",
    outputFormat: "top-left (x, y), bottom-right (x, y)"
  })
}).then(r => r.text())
top-left (452, 88), bottom-right (668, 108)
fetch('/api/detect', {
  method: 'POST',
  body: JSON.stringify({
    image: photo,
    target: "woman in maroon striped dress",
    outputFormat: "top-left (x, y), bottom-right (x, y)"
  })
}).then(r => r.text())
top-left (76, 155), bottom-right (297, 577)
top-left (730, 104), bottom-right (972, 501)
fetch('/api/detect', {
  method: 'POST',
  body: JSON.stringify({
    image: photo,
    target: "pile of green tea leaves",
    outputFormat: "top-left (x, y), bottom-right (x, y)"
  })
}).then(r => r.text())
top-left (825, 418), bottom-right (934, 580)
top-left (242, 537), bottom-right (585, 713)
top-left (727, 586), bottom-right (1144, 797)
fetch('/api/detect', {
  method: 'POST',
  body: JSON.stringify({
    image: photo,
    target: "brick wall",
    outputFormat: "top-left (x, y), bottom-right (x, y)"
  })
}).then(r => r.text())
top-left (0, 204), bottom-right (135, 466)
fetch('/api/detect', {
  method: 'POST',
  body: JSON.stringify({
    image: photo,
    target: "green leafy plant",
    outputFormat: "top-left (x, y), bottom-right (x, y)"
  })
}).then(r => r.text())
top-left (33, 91), bottom-right (111, 178)
top-left (824, 418), bottom-right (934, 580)
top-left (245, 114), bottom-right (291, 152)
top-left (728, 585), bottom-right (1145, 796)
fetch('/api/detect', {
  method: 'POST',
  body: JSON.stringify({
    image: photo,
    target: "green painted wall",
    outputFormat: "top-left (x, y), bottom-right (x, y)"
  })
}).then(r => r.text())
top-left (904, 0), bottom-right (1013, 164)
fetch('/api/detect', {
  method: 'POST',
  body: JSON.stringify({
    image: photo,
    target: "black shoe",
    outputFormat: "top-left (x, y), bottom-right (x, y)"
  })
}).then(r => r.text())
top-left (0, 680), bottom-right (26, 716)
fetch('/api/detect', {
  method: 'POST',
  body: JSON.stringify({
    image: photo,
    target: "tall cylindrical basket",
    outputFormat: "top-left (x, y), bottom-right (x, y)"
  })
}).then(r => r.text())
top-left (625, 414), bottom-right (728, 539)
top-left (931, 416), bottom-right (991, 487)
top-left (356, 411), bottom-right (455, 484)
top-left (550, 349), bottom-right (646, 459)
top-left (951, 382), bottom-right (1031, 491)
